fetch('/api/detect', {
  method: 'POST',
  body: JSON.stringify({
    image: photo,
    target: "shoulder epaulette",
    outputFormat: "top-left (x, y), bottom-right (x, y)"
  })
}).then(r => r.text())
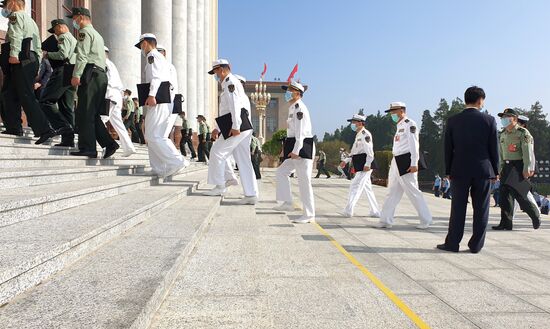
top-left (225, 77), bottom-right (230, 82)
top-left (295, 103), bottom-right (299, 109)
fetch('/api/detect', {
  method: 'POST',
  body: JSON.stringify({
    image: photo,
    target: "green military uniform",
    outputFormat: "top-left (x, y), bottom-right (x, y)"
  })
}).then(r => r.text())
top-left (315, 150), bottom-right (331, 178)
top-left (68, 7), bottom-right (115, 156)
top-left (494, 108), bottom-right (540, 230)
top-left (179, 117), bottom-right (196, 158)
top-left (3, 9), bottom-right (55, 139)
top-left (197, 120), bottom-right (208, 162)
top-left (123, 97), bottom-right (138, 142)
top-left (40, 20), bottom-right (77, 147)
top-left (250, 134), bottom-right (262, 179)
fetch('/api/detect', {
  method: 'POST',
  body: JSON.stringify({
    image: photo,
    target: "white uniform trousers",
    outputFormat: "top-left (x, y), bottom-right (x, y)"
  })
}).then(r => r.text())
top-left (344, 170), bottom-right (380, 216)
top-left (225, 156), bottom-right (238, 182)
top-left (100, 95), bottom-right (136, 154)
top-left (276, 157), bottom-right (315, 218)
top-left (207, 130), bottom-right (258, 197)
top-left (512, 191), bottom-right (541, 220)
top-left (379, 159), bottom-right (432, 225)
top-left (164, 113), bottom-right (178, 137)
top-left (144, 103), bottom-right (185, 176)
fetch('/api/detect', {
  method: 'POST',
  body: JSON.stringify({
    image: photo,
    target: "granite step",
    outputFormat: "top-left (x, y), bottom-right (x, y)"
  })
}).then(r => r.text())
top-left (0, 165), bottom-right (149, 190)
top-left (0, 165), bottom-right (207, 227)
top-left (0, 143), bottom-right (150, 157)
top-left (0, 154), bottom-right (153, 169)
top-left (0, 192), bottom-right (221, 329)
top-left (0, 170), bottom-right (211, 307)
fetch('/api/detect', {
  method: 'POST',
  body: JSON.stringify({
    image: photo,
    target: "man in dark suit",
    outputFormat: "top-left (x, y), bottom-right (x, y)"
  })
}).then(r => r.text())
top-left (437, 86), bottom-right (499, 253)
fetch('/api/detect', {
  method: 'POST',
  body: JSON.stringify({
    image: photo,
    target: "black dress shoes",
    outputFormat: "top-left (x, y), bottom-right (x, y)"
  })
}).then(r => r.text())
top-left (70, 150), bottom-right (98, 158)
top-left (492, 225), bottom-right (512, 231)
top-left (103, 143), bottom-right (119, 159)
top-left (533, 218), bottom-right (541, 230)
top-left (35, 129), bottom-right (59, 145)
top-left (436, 244), bottom-right (459, 252)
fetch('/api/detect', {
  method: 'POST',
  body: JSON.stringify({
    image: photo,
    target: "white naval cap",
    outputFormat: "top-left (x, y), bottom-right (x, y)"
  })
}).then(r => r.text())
top-left (135, 33), bottom-right (157, 49)
top-left (157, 44), bottom-right (166, 52)
top-left (518, 115), bottom-right (529, 122)
top-left (234, 74), bottom-right (246, 83)
top-left (104, 46), bottom-right (109, 53)
top-left (208, 59), bottom-right (230, 75)
top-left (282, 81), bottom-right (305, 94)
top-left (385, 101), bottom-right (407, 113)
top-left (347, 114), bottom-right (366, 122)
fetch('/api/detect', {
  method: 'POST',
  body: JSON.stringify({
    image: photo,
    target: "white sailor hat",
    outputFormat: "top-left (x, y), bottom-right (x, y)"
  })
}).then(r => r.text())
top-left (347, 114), bottom-right (366, 122)
top-left (135, 33), bottom-right (157, 49)
top-left (518, 115), bottom-right (529, 123)
top-left (104, 46), bottom-right (109, 53)
top-left (385, 101), bottom-right (407, 113)
top-left (282, 81), bottom-right (305, 94)
top-left (157, 44), bottom-right (166, 52)
top-left (208, 59), bottom-right (230, 75)
top-left (234, 74), bottom-right (246, 83)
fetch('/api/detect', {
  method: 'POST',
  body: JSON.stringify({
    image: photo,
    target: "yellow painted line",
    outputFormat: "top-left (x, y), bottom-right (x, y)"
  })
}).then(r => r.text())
top-left (314, 222), bottom-right (431, 329)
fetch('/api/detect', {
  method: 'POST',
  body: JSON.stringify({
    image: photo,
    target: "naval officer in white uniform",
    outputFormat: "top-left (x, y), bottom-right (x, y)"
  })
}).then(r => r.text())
top-left (135, 33), bottom-right (188, 178)
top-left (273, 81), bottom-right (316, 224)
top-left (204, 59), bottom-right (258, 205)
top-left (378, 102), bottom-right (432, 229)
top-left (339, 114), bottom-right (380, 218)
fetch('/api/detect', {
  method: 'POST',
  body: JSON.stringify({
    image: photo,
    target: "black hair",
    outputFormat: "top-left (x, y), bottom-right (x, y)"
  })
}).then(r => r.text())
top-left (219, 64), bottom-right (230, 71)
top-left (464, 86), bottom-right (485, 105)
top-left (143, 38), bottom-right (157, 47)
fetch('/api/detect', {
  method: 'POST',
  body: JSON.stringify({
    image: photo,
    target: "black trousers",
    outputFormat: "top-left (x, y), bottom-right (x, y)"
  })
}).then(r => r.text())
top-left (40, 67), bottom-right (76, 143)
top-left (180, 131), bottom-right (196, 157)
top-left (75, 67), bottom-right (114, 152)
top-left (315, 160), bottom-right (331, 178)
top-left (444, 177), bottom-right (491, 252)
top-left (135, 118), bottom-right (146, 144)
top-left (252, 153), bottom-right (261, 179)
top-left (197, 135), bottom-right (207, 162)
top-left (497, 162), bottom-right (540, 229)
top-left (3, 54), bottom-right (52, 135)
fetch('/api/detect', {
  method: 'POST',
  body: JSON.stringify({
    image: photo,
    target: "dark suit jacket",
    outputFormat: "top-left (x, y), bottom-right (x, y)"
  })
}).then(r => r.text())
top-left (445, 108), bottom-right (499, 178)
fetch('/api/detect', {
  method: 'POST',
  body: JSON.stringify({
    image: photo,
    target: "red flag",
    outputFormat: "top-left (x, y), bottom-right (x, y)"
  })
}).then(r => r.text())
top-left (260, 63), bottom-right (267, 80)
top-left (287, 63), bottom-right (298, 83)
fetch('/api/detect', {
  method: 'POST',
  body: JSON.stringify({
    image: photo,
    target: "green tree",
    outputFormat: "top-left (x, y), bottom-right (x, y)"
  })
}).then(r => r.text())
top-left (525, 102), bottom-right (550, 160)
top-left (419, 110), bottom-right (442, 180)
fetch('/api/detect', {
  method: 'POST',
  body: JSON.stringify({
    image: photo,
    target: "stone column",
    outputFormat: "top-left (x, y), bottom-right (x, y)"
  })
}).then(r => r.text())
top-left (142, 0), bottom-right (173, 61)
top-left (203, 0), bottom-right (211, 121)
top-left (92, 0), bottom-right (141, 93)
top-left (196, 0), bottom-right (205, 117)
top-left (186, 0), bottom-right (198, 130)
top-left (172, 0), bottom-right (187, 113)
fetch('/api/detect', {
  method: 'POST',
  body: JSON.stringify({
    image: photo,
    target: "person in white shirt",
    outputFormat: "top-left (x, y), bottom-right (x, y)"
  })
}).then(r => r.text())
top-left (135, 34), bottom-right (188, 178)
top-left (204, 59), bottom-right (258, 205)
top-left (339, 114), bottom-right (380, 218)
top-left (378, 102), bottom-right (432, 229)
top-left (102, 47), bottom-right (136, 157)
top-left (273, 81), bottom-right (315, 224)
top-left (156, 45), bottom-right (180, 138)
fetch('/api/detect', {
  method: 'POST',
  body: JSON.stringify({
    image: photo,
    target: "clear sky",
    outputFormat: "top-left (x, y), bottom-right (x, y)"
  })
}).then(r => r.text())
top-left (218, 0), bottom-right (550, 137)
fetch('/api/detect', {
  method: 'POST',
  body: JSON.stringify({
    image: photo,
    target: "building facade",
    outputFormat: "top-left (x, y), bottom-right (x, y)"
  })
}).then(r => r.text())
top-left (0, 0), bottom-right (218, 130)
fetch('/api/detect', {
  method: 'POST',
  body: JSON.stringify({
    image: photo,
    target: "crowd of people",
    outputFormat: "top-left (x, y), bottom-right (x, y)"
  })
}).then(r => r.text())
top-left (0, 1), bottom-right (545, 253)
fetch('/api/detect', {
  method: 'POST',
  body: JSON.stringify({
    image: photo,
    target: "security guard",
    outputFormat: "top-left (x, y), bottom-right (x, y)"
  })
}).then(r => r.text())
top-left (135, 33), bottom-right (187, 177)
top-left (68, 7), bottom-right (118, 158)
top-left (197, 114), bottom-right (208, 162)
top-left (41, 19), bottom-right (77, 147)
top-left (492, 108), bottom-right (540, 230)
top-left (273, 81), bottom-right (315, 224)
top-left (102, 47), bottom-right (136, 157)
top-left (205, 59), bottom-right (258, 205)
top-left (1, 0), bottom-right (57, 143)
top-left (315, 150), bottom-right (331, 178)
top-left (378, 102), bottom-right (432, 229)
top-left (512, 115), bottom-right (540, 221)
top-left (339, 114), bottom-right (380, 218)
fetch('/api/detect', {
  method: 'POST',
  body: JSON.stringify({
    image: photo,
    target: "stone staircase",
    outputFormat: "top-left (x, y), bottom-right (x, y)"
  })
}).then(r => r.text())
top-left (0, 128), bottom-right (220, 328)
